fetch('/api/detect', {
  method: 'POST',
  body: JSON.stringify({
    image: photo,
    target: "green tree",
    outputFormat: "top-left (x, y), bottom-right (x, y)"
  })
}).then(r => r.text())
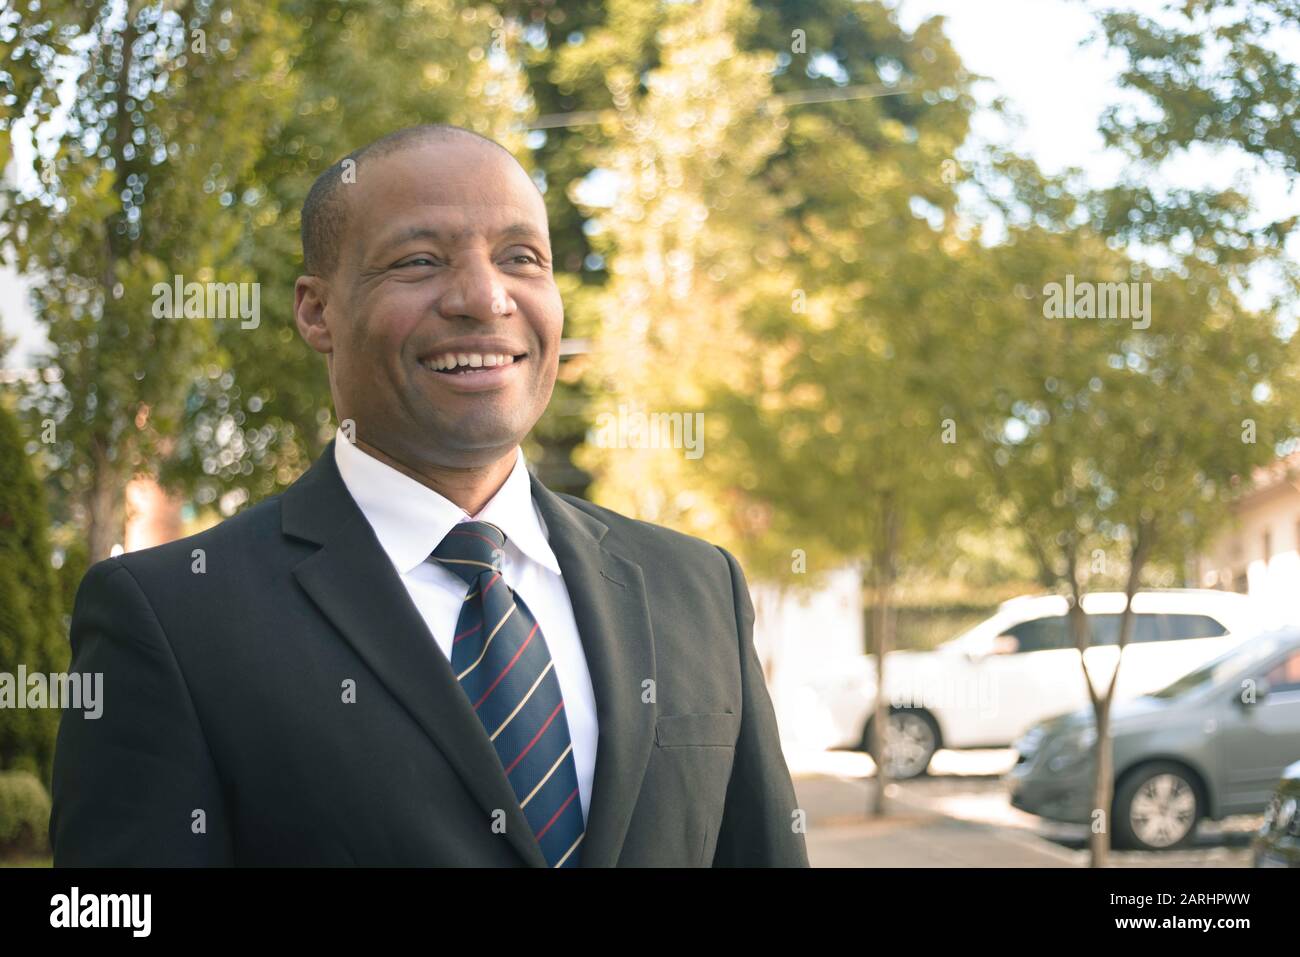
top-left (564, 0), bottom-right (785, 534)
top-left (712, 0), bottom-right (980, 813)
top-left (558, 0), bottom-right (985, 814)
top-left (3, 1), bottom-right (538, 550)
top-left (1031, 0), bottom-right (1300, 863)
top-left (953, 209), bottom-right (1296, 865)
top-left (1087, 0), bottom-right (1300, 297)
top-left (1, 1), bottom-right (293, 561)
top-left (0, 390), bottom-right (65, 788)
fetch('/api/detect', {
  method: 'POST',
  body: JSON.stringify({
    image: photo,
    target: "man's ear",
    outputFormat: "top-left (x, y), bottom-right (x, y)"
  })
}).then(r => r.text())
top-left (294, 275), bottom-right (333, 354)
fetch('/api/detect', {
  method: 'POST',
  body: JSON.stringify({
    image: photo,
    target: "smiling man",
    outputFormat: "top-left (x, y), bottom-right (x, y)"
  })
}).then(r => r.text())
top-left (49, 124), bottom-right (808, 868)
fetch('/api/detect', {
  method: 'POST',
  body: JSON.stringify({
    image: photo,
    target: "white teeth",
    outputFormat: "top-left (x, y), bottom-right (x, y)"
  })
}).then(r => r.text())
top-left (421, 352), bottom-right (518, 372)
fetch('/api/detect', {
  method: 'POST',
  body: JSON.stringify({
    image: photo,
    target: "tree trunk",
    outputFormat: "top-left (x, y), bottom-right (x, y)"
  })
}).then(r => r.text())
top-left (1083, 524), bottom-right (1151, 868)
top-left (82, 12), bottom-right (136, 565)
top-left (86, 435), bottom-right (122, 563)
top-left (867, 496), bottom-right (899, 817)
top-left (1090, 697), bottom-right (1115, 867)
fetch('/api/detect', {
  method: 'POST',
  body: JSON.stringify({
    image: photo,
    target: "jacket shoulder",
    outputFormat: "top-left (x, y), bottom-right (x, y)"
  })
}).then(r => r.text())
top-left (99, 493), bottom-right (285, 583)
top-left (551, 491), bottom-right (734, 568)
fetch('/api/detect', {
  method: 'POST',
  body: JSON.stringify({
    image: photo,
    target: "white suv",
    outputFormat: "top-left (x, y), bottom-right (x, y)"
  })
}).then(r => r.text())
top-left (817, 590), bottom-right (1260, 779)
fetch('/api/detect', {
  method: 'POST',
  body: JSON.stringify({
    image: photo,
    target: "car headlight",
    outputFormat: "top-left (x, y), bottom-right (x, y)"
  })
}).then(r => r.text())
top-left (1014, 727), bottom-right (1046, 761)
top-left (1047, 726), bottom-right (1097, 772)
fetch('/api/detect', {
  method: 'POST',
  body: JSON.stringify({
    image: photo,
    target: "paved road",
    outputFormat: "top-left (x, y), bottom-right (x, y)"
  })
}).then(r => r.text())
top-left (792, 749), bottom-right (1258, 867)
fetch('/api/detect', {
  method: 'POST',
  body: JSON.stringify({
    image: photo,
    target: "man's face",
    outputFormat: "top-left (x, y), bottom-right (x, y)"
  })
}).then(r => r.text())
top-left (312, 138), bottom-right (563, 469)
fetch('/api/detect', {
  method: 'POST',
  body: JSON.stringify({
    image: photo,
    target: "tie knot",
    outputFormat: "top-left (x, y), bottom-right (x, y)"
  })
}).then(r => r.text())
top-left (429, 520), bottom-right (508, 586)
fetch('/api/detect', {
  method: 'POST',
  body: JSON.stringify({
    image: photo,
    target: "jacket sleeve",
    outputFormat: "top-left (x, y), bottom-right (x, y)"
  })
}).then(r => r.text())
top-left (49, 558), bottom-right (234, 866)
top-left (710, 545), bottom-right (810, 867)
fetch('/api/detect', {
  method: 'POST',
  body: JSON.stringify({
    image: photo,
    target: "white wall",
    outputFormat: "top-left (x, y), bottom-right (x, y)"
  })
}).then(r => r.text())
top-left (749, 564), bottom-right (864, 752)
top-left (1201, 484), bottom-right (1300, 627)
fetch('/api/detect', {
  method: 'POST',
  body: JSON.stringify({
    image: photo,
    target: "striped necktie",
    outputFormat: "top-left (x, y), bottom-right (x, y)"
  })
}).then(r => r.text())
top-left (429, 519), bottom-right (585, 868)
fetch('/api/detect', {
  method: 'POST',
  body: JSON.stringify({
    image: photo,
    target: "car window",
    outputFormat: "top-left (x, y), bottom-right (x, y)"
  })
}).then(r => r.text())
top-left (1088, 614), bottom-right (1120, 645)
top-left (1161, 614), bottom-right (1228, 641)
top-left (1150, 633), bottom-right (1289, 699)
top-left (1264, 651), bottom-right (1300, 694)
top-left (1083, 612), bottom-right (1226, 644)
top-left (1082, 613), bottom-right (1159, 645)
top-left (1135, 614), bottom-right (1166, 643)
top-left (1004, 615), bottom-right (1069, 652)
top-left (1004, 610), bottom-right (1230, 652)
top-left (1005, 612), bottom-right (1161, 650)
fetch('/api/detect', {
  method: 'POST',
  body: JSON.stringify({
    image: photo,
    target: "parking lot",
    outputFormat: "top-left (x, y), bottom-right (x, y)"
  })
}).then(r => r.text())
top-left (793, 749), bottom-right (1261, 867)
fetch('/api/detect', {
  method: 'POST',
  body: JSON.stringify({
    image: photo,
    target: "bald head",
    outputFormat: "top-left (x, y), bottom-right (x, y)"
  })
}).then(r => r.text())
top-left (300, 124), bottom-right (537, 278)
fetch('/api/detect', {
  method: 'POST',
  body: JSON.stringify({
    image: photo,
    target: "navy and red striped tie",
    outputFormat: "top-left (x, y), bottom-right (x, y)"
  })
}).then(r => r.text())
top-left (429, 519), bottom-right (585, 867)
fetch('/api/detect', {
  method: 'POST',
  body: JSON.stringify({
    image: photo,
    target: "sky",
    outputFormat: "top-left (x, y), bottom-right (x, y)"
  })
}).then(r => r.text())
top-left (3, 0), bottom-right (1297, 366)
top-left (900, 0), bottom-right (1137, 181)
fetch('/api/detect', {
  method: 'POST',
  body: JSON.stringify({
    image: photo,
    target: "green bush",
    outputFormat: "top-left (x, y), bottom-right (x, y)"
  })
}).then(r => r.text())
top-left (0, 770), bottom-right (51, 856)
top-left (0, 397), bottom-right (66, 787)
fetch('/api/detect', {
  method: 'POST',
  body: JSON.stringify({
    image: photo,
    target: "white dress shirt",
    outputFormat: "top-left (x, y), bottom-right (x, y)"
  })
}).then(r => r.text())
top-left (333, 428), bottom-right (598, 824)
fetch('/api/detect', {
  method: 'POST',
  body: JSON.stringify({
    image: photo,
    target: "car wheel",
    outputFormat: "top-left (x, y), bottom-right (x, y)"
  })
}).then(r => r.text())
top-left (866, 710), bottom-right (938, 780)
top-left (1113, 762), bottom-right (1202, 852)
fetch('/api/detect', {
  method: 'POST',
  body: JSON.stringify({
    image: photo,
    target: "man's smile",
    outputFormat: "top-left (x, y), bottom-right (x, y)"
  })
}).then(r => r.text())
top-left (420, 351), bottom-right (524, 372)
top-left (417, 351), bottom-right (528, 391)
top-left (415, 334), bottom-right (531, 389)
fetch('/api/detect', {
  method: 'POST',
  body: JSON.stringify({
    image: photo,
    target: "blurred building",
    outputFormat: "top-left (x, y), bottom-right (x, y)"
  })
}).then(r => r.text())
top-left (1198, 452), bottom-right (1300, 625)
top-left (750, 564), bottom-right (864, 754)
top-left (124, 476), bottom-right (186, 553)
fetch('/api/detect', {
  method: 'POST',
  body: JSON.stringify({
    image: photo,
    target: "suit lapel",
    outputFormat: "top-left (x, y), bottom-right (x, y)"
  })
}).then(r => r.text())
top-left (281, 440), bottom-right (655, 868)
top-left (283, 441), bottom-right (546, 867)
top-left (528, 473), bottom-right (656, 868)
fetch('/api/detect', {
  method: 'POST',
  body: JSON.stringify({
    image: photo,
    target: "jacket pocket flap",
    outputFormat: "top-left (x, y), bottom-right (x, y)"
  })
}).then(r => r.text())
top-left (655, 711), bottom-right (740, 748)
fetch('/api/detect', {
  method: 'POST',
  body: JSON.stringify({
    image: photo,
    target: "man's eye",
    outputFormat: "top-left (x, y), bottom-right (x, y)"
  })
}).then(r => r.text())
top-left (508, 254), bottom-right (540, 265)
top-left (399, 257), bottom-right (439, 267)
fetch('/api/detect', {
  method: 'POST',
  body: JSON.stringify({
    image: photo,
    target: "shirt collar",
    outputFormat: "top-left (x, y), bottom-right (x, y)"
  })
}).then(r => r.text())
top-left (332, 427), bottom-right (560, 577)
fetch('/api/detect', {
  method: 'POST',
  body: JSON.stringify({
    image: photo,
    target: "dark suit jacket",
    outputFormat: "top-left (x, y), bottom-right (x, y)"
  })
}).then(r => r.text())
top-left (49, 439), bottom-right (809, 867)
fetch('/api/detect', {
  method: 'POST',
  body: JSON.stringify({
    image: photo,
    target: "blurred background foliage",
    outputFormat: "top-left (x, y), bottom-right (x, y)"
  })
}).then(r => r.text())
top-left (3, 0), bottom-right (1300, 832)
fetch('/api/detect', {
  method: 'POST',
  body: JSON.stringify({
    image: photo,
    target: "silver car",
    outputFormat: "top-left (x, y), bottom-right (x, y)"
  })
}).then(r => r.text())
top-left (1008, 627), bottom-right (1300, 851)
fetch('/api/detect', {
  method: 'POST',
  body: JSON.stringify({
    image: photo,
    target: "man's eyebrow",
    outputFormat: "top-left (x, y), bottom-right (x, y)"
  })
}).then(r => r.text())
top-left (498, 222), bottom-right (550, 245)
top-left (379, 222), bottom-right (550, 248)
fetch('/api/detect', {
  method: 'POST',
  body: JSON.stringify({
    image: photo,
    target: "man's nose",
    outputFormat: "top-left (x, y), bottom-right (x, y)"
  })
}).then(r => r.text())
top-left (436, 256), bottom-right (515, 323)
